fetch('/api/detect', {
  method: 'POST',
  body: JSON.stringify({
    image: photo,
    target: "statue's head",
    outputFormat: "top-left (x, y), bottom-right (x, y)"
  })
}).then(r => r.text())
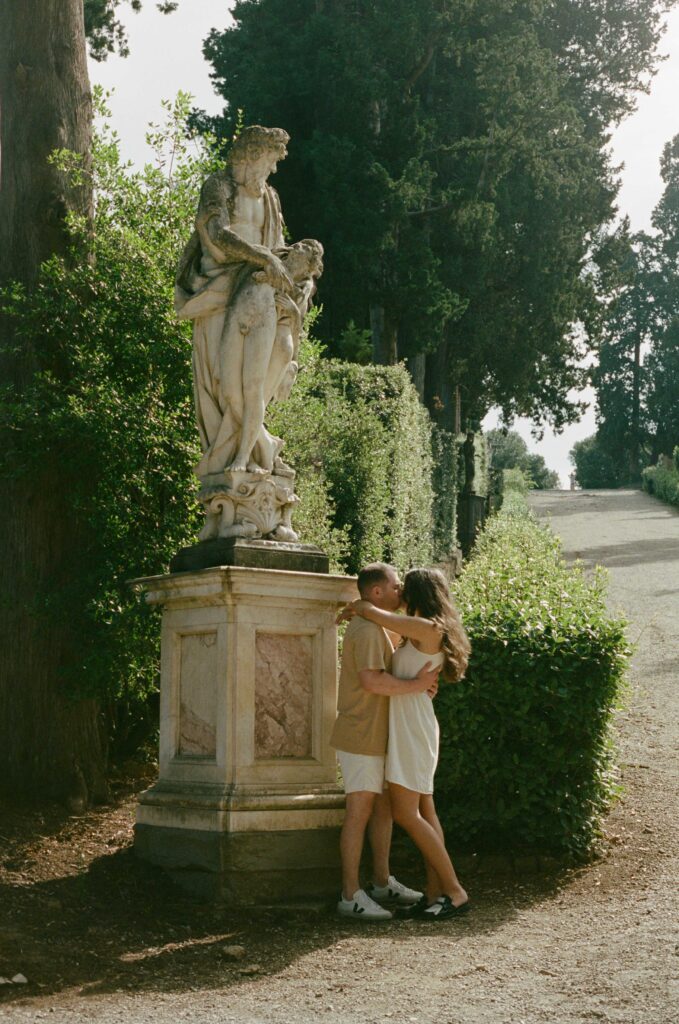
top-left (282, 239), bottom-right (324, 281)
top-left (230, 125), bottom-right (290, 180)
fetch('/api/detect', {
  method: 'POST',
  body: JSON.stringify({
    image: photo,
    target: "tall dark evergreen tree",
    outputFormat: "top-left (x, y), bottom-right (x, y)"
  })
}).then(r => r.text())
top-left (644, 134), bottom-right (679, 460)
top-left (198, 0), bottom-right (676, 428)
top-left (591, 134), bottom-right (679, 478)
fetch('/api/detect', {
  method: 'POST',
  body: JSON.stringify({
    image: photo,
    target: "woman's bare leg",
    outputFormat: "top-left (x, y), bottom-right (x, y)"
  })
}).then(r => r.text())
top-left (419, 794), bottom-right (445, 901)
top-left (390, 783), bottom-right (467, 906)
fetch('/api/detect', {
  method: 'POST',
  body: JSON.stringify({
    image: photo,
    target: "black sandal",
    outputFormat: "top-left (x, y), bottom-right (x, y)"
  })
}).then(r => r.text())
top-left (420, 895), bottom-right (470, 920)
top-left (395, 895), bottom-right (429, 919)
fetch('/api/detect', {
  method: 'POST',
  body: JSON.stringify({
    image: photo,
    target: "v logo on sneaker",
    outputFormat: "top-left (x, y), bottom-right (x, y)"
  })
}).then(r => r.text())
top-left (353, 904), bottom-right (365, 914)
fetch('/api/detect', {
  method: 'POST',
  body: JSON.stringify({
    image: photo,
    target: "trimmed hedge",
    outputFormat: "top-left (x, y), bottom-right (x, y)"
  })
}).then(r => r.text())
top-left (641, 449), bottom-right (679, 508)
top-left (435, 495), bottom-right (629, 857)
top-left (268, 338), bottom-right (447, 574)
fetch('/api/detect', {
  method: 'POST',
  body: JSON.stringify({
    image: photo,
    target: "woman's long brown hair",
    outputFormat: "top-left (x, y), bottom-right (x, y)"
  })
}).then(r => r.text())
top-left (401, 568), bottom-right (470, 683)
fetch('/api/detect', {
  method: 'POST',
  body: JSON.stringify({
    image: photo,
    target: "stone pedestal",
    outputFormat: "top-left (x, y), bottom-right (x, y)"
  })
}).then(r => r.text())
top-left (132, 564), bottom-right (357, 904)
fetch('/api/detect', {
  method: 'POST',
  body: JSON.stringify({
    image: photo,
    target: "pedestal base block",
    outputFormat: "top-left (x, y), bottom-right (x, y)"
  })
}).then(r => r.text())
top-left (170, 537), bottom-right (329, 574)
top-left (135, 822), bottom-right (341, 904)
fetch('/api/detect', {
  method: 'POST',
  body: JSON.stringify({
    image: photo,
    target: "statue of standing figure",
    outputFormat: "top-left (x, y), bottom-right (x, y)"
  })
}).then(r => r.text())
top-left (175, 126), bottom-right (324, 542)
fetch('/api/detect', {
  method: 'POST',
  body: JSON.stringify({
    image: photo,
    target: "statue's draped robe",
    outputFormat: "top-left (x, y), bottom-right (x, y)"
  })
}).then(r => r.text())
top-left (175, 172), bottom-right (285, 477)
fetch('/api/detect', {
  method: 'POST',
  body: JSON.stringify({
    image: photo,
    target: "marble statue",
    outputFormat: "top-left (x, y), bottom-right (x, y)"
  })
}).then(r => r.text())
top-left (175, 126), bottom-right (323, 542)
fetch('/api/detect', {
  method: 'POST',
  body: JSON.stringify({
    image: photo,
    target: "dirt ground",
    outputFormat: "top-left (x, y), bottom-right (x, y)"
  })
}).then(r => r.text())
top-left (1, 488), bottom-right (677, 1024)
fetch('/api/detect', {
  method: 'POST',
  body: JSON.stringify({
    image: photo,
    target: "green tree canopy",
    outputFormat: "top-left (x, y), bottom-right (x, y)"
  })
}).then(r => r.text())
top-left (84, 0), bottom-right (178, 61)
top-left (487, 428), bottom-right (560, 489)
top-left (570, 435), bottom-right (624, 489)
top-left (589, 133), bottom-right (679, 480)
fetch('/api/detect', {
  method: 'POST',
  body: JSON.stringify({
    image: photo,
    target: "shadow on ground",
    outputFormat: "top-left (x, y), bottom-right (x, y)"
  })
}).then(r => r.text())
top-left (561, 537), bottom-right (679, 570)
top-left (0, 795), bottom-right (572, 1006)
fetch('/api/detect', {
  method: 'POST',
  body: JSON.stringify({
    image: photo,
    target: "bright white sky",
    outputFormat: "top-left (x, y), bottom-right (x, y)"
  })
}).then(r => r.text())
top-left (89, 2), bottom-right (679, 486)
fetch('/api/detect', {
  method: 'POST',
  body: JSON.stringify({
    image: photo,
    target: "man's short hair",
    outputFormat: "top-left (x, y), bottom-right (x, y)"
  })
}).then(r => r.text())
top-left (357, 562), bottom-right (394, 598)
top-left (230, 125), bottom-right (289, 165)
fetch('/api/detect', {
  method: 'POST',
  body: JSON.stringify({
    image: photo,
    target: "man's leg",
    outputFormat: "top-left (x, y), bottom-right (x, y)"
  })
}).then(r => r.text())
top-left (367, 790), bottom-right (393, 888)
top-left (340, 791), bottom-right (376, 899)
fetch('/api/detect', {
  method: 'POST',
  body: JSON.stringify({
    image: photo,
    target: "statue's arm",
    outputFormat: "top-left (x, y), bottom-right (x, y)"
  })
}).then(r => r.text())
top-left (205, 214), bottom-right (273, 269)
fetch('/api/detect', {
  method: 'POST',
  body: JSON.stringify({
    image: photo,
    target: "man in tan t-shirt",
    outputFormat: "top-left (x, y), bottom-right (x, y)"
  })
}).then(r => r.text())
top-left (330, 562), bottom-right (439, 920)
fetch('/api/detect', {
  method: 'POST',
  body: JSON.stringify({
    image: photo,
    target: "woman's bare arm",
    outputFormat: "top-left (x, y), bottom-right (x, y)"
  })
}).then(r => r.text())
top-left (351, 601), bottom-right (440, 645)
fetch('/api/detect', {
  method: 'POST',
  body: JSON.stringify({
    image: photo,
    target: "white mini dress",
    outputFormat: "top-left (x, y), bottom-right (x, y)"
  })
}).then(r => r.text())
top-left (385, 640), bottom-right (445, 795)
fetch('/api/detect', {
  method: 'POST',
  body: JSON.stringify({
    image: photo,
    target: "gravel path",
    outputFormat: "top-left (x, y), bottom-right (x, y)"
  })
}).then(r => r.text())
top-left (2, 488), bottom-right (677, 1024)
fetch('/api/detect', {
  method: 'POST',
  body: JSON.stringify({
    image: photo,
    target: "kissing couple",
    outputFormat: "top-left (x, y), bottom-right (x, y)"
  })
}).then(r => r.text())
top-left (331, 562), bottom-right (471, 922)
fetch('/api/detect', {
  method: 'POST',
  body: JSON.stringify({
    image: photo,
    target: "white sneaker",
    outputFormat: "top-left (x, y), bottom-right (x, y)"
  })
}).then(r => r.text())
top-left (367, 875), bottom-right (423, 906)
top-left (337, 889), bottom-right (393, 920)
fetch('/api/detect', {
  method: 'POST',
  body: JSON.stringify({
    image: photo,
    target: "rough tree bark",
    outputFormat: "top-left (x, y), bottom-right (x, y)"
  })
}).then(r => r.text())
top-left (629, 328), bottom-right (642, 483)
top-left (369, 304), bottom-right (398, 364)
top-left (0, 0), bottom-right (108, 804)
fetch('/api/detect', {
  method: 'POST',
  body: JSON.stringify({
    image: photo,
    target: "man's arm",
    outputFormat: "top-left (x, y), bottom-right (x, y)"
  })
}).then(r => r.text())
top-left (359, 661), bottom-right (439, 697)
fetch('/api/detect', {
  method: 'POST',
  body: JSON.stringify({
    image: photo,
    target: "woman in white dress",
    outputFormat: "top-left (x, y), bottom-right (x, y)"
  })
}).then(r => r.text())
top-left (341, 567), bottom-right (471, 920)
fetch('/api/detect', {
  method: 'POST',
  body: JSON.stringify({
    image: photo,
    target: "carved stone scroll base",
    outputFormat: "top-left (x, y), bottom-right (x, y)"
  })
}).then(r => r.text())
top-left (197, 469), bottom-right (299, 543)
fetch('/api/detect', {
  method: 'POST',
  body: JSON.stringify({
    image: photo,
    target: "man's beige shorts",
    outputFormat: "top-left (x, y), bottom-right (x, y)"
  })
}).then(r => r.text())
top-left (336, 750), bottom-right (386, 795)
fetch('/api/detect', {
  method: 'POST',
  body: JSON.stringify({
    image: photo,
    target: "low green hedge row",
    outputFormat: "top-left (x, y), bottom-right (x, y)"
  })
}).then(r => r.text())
top-left (434, 494), bottom-right (629, 857)
top-left (642, 451), bottom-right (679, 508)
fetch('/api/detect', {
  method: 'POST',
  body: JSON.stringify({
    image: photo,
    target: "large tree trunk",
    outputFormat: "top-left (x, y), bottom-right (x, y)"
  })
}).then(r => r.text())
top-left (405, 351), bottom-right (425, 399)
top-left (629, 328), bottom-right (642, 483)
top-left (370, 305), bottom-right (398, 364)
top-left (0, 0), bottom-right (108, 804)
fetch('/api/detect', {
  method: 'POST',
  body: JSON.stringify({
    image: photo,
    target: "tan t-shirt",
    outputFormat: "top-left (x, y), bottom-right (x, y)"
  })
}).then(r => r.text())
top-left (330, 617), bottom-right (392, 757)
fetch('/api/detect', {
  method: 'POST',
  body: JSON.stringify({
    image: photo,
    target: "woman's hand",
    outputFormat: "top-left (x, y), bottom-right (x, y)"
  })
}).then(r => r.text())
top-left (335, 605), bottom-right (355, 625)
top-left (335, 599), bottom-right (373, 626)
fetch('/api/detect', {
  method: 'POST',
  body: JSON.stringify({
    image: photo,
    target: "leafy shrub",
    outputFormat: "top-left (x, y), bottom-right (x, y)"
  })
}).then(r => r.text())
top-left (502, 466), bottom-right (534, 496)
top-left (0, 94), bottom-right (207, 750)
top-left (642, 461), bottom-right (679, 507)
top-left (264, 334), bottom-right (352, 571)
top-left (435, 495), bottom-right (629, 857)
top-left (487, 428), bottom-right (560, 490)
